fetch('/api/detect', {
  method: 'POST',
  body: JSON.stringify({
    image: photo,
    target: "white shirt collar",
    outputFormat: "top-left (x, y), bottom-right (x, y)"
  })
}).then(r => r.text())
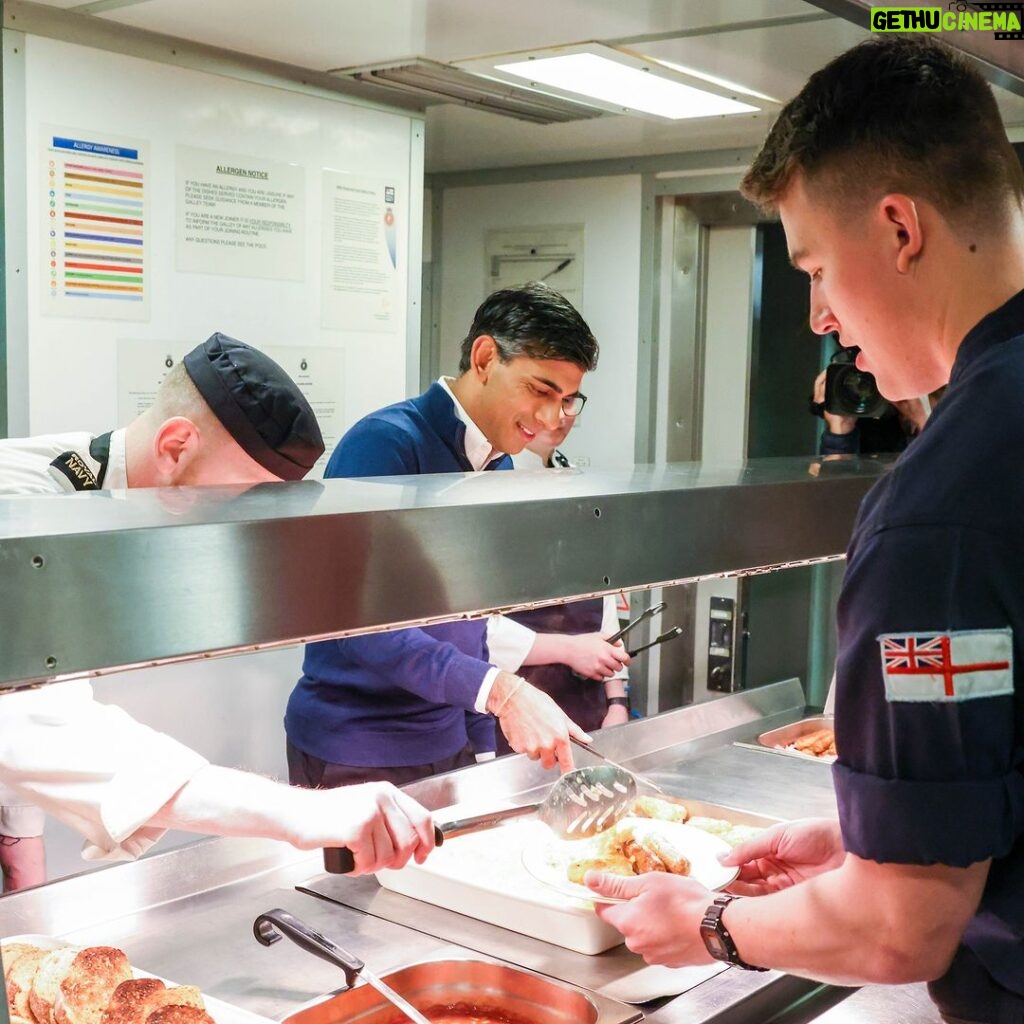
top-left (437, 377), bottom-right (505, 472)
top-left (104, 428), bottom-right (129, 489)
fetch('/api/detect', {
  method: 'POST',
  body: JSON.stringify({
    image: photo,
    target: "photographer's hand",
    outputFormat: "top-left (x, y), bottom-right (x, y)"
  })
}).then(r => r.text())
top-left (814, 370), bottom-right (857, 435)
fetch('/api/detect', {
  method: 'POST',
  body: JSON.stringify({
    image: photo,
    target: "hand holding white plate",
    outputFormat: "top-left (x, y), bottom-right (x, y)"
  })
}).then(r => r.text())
top-left (522, 817), bottom-right (738, 904)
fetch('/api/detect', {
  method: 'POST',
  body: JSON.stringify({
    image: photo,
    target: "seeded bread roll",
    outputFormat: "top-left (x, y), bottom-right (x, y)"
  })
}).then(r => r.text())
top-left (145, 1005), bottom-right (215, 1024)
top-left (7, 947), bottom-right (51, 1022)
top-left (4, 944), bottom-right (44, 985)
top-left (101, 979), bottom-right (204, 1024)
top-left (29, 948), bottom-right (80, 1024)
top-left (52, 947), bottom-right (132, 1024)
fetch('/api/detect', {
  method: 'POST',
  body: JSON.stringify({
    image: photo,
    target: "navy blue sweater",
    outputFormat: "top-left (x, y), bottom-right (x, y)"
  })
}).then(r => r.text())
top-left (285, 383), bottom-right (512, 768)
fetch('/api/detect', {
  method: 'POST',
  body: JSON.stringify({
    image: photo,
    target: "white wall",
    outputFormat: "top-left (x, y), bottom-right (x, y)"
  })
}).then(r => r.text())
top-left (438, 176), bottom-right (642, 469)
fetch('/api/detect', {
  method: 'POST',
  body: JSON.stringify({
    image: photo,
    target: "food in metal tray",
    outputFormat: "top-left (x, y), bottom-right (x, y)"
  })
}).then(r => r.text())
top-left (623, 795), bottom-right (764, 850)
top-left (385, 1005), bottom-right (540, 1024)
top-left (2, 941), bottom-right (215, 1024)
top-left (785, 727), bottom-right (837, 760)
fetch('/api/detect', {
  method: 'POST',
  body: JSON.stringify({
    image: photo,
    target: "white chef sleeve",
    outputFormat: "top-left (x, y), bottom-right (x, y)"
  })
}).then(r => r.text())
top-left (0, 682), bottom-right (208, 861)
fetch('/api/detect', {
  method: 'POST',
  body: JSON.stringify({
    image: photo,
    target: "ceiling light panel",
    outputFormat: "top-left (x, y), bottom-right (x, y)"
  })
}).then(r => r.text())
top-left (459, 44), bottom-right (769, 121)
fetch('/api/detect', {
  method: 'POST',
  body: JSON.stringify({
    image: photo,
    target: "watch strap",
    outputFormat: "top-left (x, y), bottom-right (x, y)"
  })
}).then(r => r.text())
top-left (606, 696), bottom-right (630, 707)
top-left (700, 894), bottom-right (766, 971)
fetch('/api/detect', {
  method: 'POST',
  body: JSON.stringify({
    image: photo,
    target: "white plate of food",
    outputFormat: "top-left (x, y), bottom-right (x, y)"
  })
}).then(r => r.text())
top-left (521, 816), bottom-right (738, 904)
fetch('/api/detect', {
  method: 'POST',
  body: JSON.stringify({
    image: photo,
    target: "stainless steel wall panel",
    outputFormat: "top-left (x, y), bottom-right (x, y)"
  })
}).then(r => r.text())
top-left (0, 458), bottom-right (890, 689)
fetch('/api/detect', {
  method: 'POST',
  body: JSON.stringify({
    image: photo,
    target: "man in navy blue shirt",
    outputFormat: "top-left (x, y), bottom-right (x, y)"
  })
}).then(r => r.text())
top-left (586, 38), bottom-right (1024, 1021)
top-left (286, 284), bottom-right (629, 787)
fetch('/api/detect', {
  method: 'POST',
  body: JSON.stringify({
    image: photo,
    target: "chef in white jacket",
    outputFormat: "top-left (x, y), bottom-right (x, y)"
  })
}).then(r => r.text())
top-left (0, 332), bottom-right (436, 889)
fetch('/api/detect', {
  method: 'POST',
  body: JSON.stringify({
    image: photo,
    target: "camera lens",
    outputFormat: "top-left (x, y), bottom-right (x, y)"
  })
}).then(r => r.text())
top-left (839, 371), bottom-right (879, 415)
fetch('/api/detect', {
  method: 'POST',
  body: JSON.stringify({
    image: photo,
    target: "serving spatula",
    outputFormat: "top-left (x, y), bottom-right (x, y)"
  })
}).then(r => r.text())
top-left (322, 764), bottom-right (637, 873)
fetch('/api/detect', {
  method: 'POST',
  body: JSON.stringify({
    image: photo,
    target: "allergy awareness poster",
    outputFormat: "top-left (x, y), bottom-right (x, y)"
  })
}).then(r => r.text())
top-left (176, 145), bottom-right (304, 280)
top-left (321, 171), bottom-right (400, 332)
top-left (42, 127), bottom-right (149, 320)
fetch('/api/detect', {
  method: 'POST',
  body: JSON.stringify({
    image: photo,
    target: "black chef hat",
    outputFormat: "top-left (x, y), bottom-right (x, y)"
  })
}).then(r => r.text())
top-left (183, 333), bottom-right (325, 481)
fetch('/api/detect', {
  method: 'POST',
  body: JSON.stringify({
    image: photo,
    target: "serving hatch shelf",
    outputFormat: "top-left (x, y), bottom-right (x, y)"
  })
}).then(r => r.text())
top-left (0, 456), bottom-right (890, 690)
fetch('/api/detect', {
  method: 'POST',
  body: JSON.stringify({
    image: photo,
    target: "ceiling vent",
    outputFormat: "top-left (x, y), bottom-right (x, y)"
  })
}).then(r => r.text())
top-left (331, 58), bottom-right (605, 125)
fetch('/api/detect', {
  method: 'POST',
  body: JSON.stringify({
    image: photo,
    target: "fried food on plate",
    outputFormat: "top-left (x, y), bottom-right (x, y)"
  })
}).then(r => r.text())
top-left (567, 854), bottom-right (635, 885)
top-left (566, 819), bottom-right (692, 884)
top-left (630, 795), bottom-right (689, 823)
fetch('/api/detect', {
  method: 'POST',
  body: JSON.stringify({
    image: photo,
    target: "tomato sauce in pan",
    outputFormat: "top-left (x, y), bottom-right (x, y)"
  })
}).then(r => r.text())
top-left (384, 1004), bottom-right (539, 1024)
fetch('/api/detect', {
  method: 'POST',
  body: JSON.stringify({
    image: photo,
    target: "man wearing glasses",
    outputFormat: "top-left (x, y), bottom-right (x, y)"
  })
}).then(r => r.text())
top-left (285, 283), bottom-right (627, 787)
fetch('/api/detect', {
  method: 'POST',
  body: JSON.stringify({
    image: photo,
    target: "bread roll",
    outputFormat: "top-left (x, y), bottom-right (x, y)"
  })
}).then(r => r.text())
top-left (4, 944), bottom-right (44, 985)
top-left (29, 947), bottom-right (80, 1024)
top-left (52, 947), bottom-right (132, 1024)
top-left (145, 1006), bottom-right (215, 1024)
top-left (7, 947), bottom-right (51, 1022)
top-left (101, 979), bottom-right (204, 1024)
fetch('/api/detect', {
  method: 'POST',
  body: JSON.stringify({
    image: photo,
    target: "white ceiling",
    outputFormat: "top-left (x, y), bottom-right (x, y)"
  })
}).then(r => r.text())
top-left (34, 0), bottom-right (1024, 172)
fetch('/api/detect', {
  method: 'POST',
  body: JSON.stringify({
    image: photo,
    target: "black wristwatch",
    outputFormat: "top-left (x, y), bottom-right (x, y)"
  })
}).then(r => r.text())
top-left (699, 894), bottom-right (766, 971)
top-left (606, 696), bottom-right (630, 707)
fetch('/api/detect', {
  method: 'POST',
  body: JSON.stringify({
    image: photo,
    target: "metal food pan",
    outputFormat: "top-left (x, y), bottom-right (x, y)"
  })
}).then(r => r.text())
top-left (756, 716), bottom-right (835, 762)
top-left (665, 796), bottom-right (782, 830)
top-left (281, 958), bottom-right (642, 1024)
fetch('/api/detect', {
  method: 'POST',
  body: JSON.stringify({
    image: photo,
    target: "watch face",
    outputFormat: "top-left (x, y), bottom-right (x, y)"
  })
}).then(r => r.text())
top-left (702, 930), bottom-right (729, 958)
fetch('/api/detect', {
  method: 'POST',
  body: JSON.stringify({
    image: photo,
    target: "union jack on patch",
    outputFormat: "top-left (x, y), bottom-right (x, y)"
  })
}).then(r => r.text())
top-left (877, 628), bottom-right (1013, 702)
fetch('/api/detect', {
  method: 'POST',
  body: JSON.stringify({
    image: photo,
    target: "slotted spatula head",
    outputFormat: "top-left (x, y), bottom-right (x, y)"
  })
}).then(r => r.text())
top-left (538, 764), bottom-right (637, 839)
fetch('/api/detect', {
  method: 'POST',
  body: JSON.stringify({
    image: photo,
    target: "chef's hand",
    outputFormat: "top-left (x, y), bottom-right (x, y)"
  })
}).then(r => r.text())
top-left (722, 817), bottom-right (845, 896)
top-left (588, 871), bottom-right (716, 967)
top-left (488, 672), bottom-right (590, 771)
top-left (563, 633), bottom-right (631, 680)
top-left (299, 782), bottom-right (438, 873)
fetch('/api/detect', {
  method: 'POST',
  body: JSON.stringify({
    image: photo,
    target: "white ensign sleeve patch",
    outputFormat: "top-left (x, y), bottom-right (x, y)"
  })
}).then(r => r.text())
top-left (877, 628), bottom-right (1013, 702)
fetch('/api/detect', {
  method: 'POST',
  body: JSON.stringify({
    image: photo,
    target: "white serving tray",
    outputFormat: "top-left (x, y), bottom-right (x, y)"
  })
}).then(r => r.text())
top-left (1, 935), bottom-right (275, 1024)
top-left (376, 816), bottom-right (625, 956)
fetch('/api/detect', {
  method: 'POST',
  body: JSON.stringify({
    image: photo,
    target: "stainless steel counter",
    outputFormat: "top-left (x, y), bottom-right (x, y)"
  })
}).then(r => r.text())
top-left (0, 683), bottom-right (937, 1024)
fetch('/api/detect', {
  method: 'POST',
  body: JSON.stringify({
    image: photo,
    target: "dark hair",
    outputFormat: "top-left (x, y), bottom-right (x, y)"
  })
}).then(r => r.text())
top-left (741, 37), bottom-right (1024, 231)
top-left (458, 282), bottom-right (599, 374)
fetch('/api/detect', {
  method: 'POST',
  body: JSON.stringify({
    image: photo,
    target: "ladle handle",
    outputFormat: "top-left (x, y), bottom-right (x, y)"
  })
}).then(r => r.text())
top-left (322, 824), bottom-right (446, 874)
top-left (253, 908), bottom-right (363, 988)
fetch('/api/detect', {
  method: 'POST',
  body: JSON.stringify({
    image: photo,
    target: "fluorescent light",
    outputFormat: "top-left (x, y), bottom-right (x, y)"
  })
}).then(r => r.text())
top-left (656, 59), bottom-right (777, 104)
top-left (493, 53), bottom-right (759, 120)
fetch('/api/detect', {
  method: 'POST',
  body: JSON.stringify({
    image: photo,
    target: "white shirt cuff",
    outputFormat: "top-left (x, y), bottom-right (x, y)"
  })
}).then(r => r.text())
top-left (475, 667), bottom-right (500, 714)
top-left (486, 615), bottom-right (536, 672)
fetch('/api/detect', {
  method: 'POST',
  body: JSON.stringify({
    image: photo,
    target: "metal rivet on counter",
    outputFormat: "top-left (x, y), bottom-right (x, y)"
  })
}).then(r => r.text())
top-left (44, 656), bottom-right (57, 670)
top-left (31, 555), bottom-right (44, 568)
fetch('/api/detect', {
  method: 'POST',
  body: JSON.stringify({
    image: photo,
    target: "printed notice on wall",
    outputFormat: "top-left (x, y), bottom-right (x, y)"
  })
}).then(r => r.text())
top-left (176, 145), bottom-right (304, 280)
top-left (42, 126), bottom-right (150, 321)
top-left (321, 171), bottom-right (399, 332)
top-left (116, 339), bottom-right (189, 425)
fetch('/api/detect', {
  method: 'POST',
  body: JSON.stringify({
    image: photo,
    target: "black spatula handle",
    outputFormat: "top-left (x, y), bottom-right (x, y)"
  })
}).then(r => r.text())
top-left (323, 824), bottom-right (445, 874)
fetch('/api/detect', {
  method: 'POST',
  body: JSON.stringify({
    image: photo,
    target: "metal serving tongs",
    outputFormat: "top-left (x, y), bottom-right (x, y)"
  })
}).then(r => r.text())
top-left (254, 908), bottom-right (432, 1024)
top-left (322, 764), bottom-right (637, 873)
